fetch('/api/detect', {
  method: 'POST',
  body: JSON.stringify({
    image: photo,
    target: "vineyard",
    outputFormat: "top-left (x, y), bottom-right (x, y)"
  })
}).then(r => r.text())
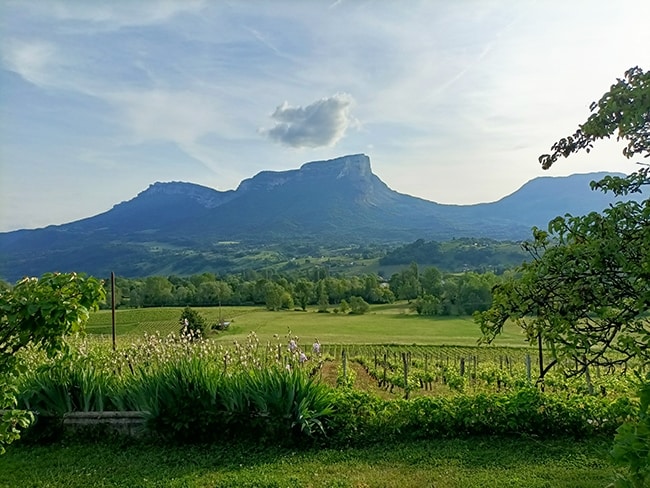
top-left (320, 344), bottom-right (639, 400)
top-left (9, 330), bottom-right (639, 445)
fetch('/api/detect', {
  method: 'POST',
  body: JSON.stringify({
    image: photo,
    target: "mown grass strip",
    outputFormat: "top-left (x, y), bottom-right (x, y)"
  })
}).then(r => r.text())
top-left (0, 437), bottom-right (617, 488)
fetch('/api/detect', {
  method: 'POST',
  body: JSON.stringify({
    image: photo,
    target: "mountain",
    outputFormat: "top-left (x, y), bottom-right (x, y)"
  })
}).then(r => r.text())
top-left (0, 154), bottom-right (636, 281)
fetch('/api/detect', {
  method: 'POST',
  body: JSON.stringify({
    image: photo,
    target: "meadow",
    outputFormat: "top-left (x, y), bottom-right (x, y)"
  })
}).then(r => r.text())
top-left (86, 302), bottom-right (529, 346)
top-left (1, 303), bottom-right (636, 488)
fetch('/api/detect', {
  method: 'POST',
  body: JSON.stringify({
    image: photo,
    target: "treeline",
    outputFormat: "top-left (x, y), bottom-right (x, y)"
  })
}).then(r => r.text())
top-left (380, 238), bottom-right (528, 272)
top-left (102, 264), bottom-right (500, 316)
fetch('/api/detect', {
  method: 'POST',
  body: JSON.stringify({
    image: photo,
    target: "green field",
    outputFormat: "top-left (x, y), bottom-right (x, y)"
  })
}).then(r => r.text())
top-left (87, 303), bottom-right (528, 347)
top-left (0, 437), bottom-right (616, 488)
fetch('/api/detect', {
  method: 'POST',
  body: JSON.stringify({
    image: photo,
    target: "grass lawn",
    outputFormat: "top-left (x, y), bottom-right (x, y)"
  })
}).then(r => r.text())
top-left (0, 437), bottom-right (617, 488)
top-left (87, 303), bottom-right (528, 347)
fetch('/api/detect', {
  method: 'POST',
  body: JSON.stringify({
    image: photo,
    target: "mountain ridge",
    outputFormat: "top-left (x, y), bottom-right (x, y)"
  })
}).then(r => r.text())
top-left (0, 154), bottom-right (635, 281)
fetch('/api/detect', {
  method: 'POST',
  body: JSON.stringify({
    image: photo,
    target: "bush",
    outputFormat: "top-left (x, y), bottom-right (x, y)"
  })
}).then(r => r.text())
top-left (348, 296), bottom-right (370, 315)
top-left (179, 307), bottom-right (206, 337)
top-left (325, 388), bottom-right (637, 447)
top-left (610, 374), bottom-right (650, 488)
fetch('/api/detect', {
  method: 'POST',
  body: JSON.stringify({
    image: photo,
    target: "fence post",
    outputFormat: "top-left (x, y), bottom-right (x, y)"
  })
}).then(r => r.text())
top-left (584, 356), bottom-right (594, 395)
top-left (402, 352), bottom-right (409, 399)
top-left (526, 354), bottom-right (531, 382)
top-left (342, 348), bottom-right (348, 384)
top-left (111, 271), bottom-right (116, 351)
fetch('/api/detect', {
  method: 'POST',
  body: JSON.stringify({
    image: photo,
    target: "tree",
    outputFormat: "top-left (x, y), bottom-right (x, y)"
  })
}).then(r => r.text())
top-left (348, 296), bottom-right (370, 315)
top-left (179, 306), bottom-right (207, 337)
top-left (142, 276), bottom-right (173, 306)
top-left (476, 66), bottom-right (650, 378)
top-left (420, 266), bottom-right (443, 297)
top-left (389, 262), bottom-right (421, 302)
top-left (294, 278), bottom-right (314, 311)
top-left (0, 272), bottom-right (105, 371)
top-left (316, 281), bottom-right (329, 313)
top-left (0, 272), bottom-right (105, 453)
top-left (264, 282), bottom-right (285, 311)
top-left (411, 294), bottom-right (441, 316)
top-left (538, 66), bottom-right (650, 170)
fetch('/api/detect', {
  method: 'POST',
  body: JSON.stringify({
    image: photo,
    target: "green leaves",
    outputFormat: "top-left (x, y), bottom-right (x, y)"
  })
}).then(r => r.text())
top-left (0, 272), bottom-right (105, 372)
top-left (610, 374), bottom-right (650, 488)
top-left (480, 66), bottom-right (650, 378)
top-left (0, 272), bottom-right (105, 453)
top-left (0, 379), bottom-right (34, 455)
top-left (539, 66), bottom-right (650, 169)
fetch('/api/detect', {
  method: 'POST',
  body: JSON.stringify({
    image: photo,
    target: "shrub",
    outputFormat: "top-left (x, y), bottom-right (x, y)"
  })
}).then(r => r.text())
top-left (179, 307), bottom-right (206, 337)
top-left (610, 374), bottom-right (650, 488)
top-left (325, 388), bottom-right (637, 447)
top-left (348, 296), bottom-right (369, 314)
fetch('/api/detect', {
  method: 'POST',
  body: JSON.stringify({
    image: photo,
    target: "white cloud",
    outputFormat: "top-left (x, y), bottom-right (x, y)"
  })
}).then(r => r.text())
top-left (112, 89), bottom-right (222, 145)
top-left (2, 0), bottom-right (650, 232)
top-left (1, 40), bottom-right (59, 87)
top-left (24, 0), bottom-right (205, 30)
top-left (262, 93), bottom-right (356, 148)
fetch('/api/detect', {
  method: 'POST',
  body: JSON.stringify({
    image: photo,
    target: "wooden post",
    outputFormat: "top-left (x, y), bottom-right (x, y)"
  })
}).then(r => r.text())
top-left (424, 354), bottom-right (429, 390)
top-left (537, 333), bottom-right (544, 379)
top-left (460, 357), bottom-right (465, 377)
top-left (402, 352), bottom-right (409, 399)
top-left (526, 354), bottom-right (531, 382)
top-left (111, 272), bottom-right (116, 351)
top-left (342, 348), bottom-right (348, 384)
top-left (584, 356), bottom-right (594, 395)
top-left (472, 355), bottom-right (477, 381)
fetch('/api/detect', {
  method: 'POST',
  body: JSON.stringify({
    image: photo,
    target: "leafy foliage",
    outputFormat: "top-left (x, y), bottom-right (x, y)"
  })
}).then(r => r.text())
top-left (610, 373), bottom-right (650, 488)
top-left (478, 65), bottom-right (650, 485)
top-left (539, 66), bottom-right (650, 169)
top-left (381, 238), bottom-right (529, 272)
top-left (476, 194), bottom-right (650, 376)
top-left (0, 272), bottom-right (105, 372)
top-left (0, 272), bottom-right (104, 454)
top-left (477, 66), bottom-right (650, 376)
top-left (179, 306), bottom-right (206, 337)
top-left (0, 383), bottom-right (33, 455)
top-left (326, 388), bottom-right (634, 447)
top-left (348, 296), bottom-right (370, 315)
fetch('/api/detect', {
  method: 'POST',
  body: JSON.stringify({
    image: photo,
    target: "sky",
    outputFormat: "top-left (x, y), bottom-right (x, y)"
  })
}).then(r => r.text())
top-left (1, 0), bottom-right (649, 232)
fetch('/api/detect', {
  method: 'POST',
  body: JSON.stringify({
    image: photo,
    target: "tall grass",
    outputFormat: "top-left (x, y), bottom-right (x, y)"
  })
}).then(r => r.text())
top-left (12, 329), bottom-right (638, 447)
top-left (14, 330), bottom-right (333, 445)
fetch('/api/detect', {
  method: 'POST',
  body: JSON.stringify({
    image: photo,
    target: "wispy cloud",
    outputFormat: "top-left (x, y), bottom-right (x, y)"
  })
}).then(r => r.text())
top-left (112, 89), bottom-right (222, 145)
top-left (262, 93), bottom-right (356, 148)
top-left (1, 40), bottom-right (60, 87)
top-left (1, 0), bottom-right (649, 232)
top-left (29, 0), bottom-right (205, 30)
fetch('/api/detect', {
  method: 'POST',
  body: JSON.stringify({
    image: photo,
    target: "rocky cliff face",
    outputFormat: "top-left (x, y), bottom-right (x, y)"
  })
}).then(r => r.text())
top-left (132, 181), bottom-right (234, 209)
top-left (236, 154), bottom-right (373, 194)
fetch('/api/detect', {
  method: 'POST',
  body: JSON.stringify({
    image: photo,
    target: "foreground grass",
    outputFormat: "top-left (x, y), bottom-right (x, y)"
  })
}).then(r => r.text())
top-left (87, 303), bottom-right (528, 347)
top-left (0, 437), bottom-right (616, 488)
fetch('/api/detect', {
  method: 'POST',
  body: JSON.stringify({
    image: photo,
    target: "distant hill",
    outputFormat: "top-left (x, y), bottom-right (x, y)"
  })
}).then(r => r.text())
top-left (0, 154), bottom-right (637, 281)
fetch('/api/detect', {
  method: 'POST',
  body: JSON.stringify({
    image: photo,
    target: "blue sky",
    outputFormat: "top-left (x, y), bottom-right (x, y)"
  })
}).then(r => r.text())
top-left (1, 0), bottom-right (648, 232)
